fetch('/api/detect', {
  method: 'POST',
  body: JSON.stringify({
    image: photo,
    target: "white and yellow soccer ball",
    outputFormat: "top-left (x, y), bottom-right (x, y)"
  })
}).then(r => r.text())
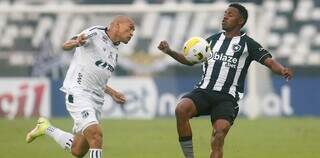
top-left (182, 37), bottom-right (212, 64)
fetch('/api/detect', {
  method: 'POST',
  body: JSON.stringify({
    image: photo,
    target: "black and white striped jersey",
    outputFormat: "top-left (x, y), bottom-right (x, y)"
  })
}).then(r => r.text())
top-left (196, 31), bottom-right (272, 100)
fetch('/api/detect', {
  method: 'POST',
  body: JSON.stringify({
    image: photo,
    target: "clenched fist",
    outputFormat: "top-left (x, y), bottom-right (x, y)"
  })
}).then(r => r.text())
top-left (281, 68), bottom-right (293, 81)
top-left (77, 33), bottom-right (87, 46)
top-left (158, 40), bottom-right (171, 54)
top-left (111, 91), bottom-right (126, 105)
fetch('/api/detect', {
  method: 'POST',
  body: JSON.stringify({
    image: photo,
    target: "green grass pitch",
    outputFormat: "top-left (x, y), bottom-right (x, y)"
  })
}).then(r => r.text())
top-left (0, 117), bottom-right (319, 158)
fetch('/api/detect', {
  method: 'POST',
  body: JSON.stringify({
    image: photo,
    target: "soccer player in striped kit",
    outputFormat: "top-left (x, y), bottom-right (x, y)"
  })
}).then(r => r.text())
top-left (158, 3), bottom-right (292, 158)
top-left (26, 16), bottom-right (135, 158)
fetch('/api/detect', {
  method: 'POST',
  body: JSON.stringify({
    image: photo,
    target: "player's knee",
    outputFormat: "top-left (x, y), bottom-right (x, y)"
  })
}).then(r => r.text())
top-left (213, 119), bottom-right (231, 138)
top-left (88, 130), bottom-right (103, 146)
top-left (175, 104), bottom-right (188, 119)
top-left (212, 128), bottom-right (228, 146)
top-left (71, 146), bottom-right (88, 158)
top-left (84, 124), bottom-right (103, 147)
top-left (175, 98), bottom-right (197, 119)
top-left (214, 129), bottom-right (227, 140)
top-left (91, 131), bottom-right (103, 143)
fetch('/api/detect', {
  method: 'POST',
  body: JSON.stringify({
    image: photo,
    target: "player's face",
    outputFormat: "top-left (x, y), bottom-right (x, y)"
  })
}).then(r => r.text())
top-left (222, 7), bottom-right (243, 31)
top-left (118, 21), bottom-right (135, 44)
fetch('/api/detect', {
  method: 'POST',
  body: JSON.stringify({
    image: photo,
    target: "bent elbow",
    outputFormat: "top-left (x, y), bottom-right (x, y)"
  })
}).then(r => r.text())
top-left (263, 58), bottom-right (275, 68)
top-left (62, 43), bottom-right (72, 51)
top-left (62, 45), bottom-right (67, 51)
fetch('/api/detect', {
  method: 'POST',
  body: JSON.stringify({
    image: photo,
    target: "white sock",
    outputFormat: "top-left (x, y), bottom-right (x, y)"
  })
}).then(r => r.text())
top-left (45, 125), bottom-right (74, 151)
top-left (89, 149), bottom-right (102, 158)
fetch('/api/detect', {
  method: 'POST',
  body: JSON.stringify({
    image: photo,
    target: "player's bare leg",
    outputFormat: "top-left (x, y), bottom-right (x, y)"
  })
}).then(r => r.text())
top-left (175, 98), bottom-right (197, 158)
top-left (210, 119), bottom-right (231, 158)
top-left (71, 133), bottom-right (90, 157)
top-left (83, 124), bottom-right (103, 158)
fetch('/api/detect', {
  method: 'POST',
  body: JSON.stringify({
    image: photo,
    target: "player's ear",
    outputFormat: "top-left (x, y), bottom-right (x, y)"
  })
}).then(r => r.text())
top-left (115, 22), bottom-right (121, 31)
top-left (110, 22), bottom-right (119, 32)
top-left (238, 17), bottom-right (245, 26)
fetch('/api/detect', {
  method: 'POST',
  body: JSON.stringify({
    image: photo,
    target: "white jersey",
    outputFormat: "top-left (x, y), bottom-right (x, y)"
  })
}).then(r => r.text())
top-left (61, 26), bottom-right (119, 101)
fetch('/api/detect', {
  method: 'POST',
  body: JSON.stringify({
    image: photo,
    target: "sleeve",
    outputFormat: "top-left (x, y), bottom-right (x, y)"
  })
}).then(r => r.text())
top-left (206, 33), bottom-right (219, 43)
top-left (73, 27), bottom-right (98, 47)
top-left (206, 36), bottom-right (213, 50)
top-left (205, 36), bottom-right (212, 43)
top-left (206, 33), bottom-right (220, 49)
top-left (247, 38), bottom-right (272, 64)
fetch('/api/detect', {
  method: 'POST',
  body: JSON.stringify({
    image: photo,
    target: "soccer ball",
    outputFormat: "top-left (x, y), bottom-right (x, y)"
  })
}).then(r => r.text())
top-left (182, 37), bottom-right (212, 64)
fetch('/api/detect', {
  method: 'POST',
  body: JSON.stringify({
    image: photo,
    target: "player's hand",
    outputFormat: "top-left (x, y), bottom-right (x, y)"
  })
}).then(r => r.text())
top-left (110, 91), bottom-right (126, 105)
top-left (158, 40), bottom-right (171, 54)
top-left (281, 68), bottom-right (293, 81)
top-left (76, 34), bottom-right (87, 46)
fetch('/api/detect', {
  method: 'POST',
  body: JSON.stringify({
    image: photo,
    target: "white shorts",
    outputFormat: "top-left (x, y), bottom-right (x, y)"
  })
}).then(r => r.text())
top-left (65, 91), bottom-right (104, 134)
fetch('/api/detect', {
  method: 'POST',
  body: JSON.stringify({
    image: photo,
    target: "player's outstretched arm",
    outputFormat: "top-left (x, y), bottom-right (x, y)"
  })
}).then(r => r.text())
top-left (62, 34), bottom-right (87, 51)
top-left (157, 40), bottom-right (194, 66)
top-left (104, 85), bottom-right (126, 105)
top-left (264, 57), bottom-right (293, 80)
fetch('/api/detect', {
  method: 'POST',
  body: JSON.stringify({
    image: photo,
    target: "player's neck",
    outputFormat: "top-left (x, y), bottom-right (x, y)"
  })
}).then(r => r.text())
top-left (224, 30), bottom-right (241, 38)
top-left (106, 30), bottom-right (120, 45)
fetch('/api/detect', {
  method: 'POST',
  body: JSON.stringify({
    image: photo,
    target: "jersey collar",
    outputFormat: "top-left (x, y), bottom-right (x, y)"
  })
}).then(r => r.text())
top-left (104, 27), bottom-right (120, 46)
top-left (221, 30), bottom-right (246, 39)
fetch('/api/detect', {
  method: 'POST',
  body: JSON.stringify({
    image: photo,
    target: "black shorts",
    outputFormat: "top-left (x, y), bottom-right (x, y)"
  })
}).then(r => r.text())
top-left (182, 88), bottom-right (239, 125)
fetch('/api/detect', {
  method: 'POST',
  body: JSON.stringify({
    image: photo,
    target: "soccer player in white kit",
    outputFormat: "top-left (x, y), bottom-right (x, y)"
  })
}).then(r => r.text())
top-left (26, 16), bottom-right (135, 158)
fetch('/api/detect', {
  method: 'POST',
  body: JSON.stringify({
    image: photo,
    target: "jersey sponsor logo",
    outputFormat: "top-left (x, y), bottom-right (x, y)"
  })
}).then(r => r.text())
top-left (213, 52), bottom-right (238, 68)
top-left (95, 59), bottom-right (115, 72)
top-left (87, 32), bottom-right (97, 39)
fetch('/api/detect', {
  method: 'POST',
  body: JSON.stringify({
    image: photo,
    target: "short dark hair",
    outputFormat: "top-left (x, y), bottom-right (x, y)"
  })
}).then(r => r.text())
top-left (229, 3), bottom-right (248, 27)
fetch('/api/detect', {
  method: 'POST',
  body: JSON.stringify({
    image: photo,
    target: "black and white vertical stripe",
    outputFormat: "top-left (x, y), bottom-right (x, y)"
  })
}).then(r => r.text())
top-left (198, 33), bottom-right (249, 99)
top-left (206, 34), bottom-right (234, 90)
top-left (196, 33), bottom-right (220, 88)
top-left (90, 149), bottom-right (102, 158)
top-left (222, 36), bottom-right (246, 98)
top-left (199, 33), bottom-right (226, 89)
top-left (236, 43), bottom-right (251, 97)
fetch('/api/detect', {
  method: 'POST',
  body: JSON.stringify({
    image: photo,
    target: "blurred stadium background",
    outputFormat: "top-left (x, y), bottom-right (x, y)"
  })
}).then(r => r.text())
top-left (0, 0), bottom-right (319, 158)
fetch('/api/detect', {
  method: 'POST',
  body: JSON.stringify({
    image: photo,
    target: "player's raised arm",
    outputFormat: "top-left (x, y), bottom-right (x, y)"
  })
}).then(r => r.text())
top-left (62, 34), bottom-right (87, 51)
top-left (264, 57), bottom-right (293, 80)
top-left (158, 40), bottom-right (194, 66)
top-left (104, 85), bottom-right (126, 105)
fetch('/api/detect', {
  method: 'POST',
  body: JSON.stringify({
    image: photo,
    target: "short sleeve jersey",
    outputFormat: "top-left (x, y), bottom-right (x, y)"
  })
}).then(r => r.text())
top-left (197, 31), bottom-right (272, 100)
top-left (61, 26), bottom-right (119, 98)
